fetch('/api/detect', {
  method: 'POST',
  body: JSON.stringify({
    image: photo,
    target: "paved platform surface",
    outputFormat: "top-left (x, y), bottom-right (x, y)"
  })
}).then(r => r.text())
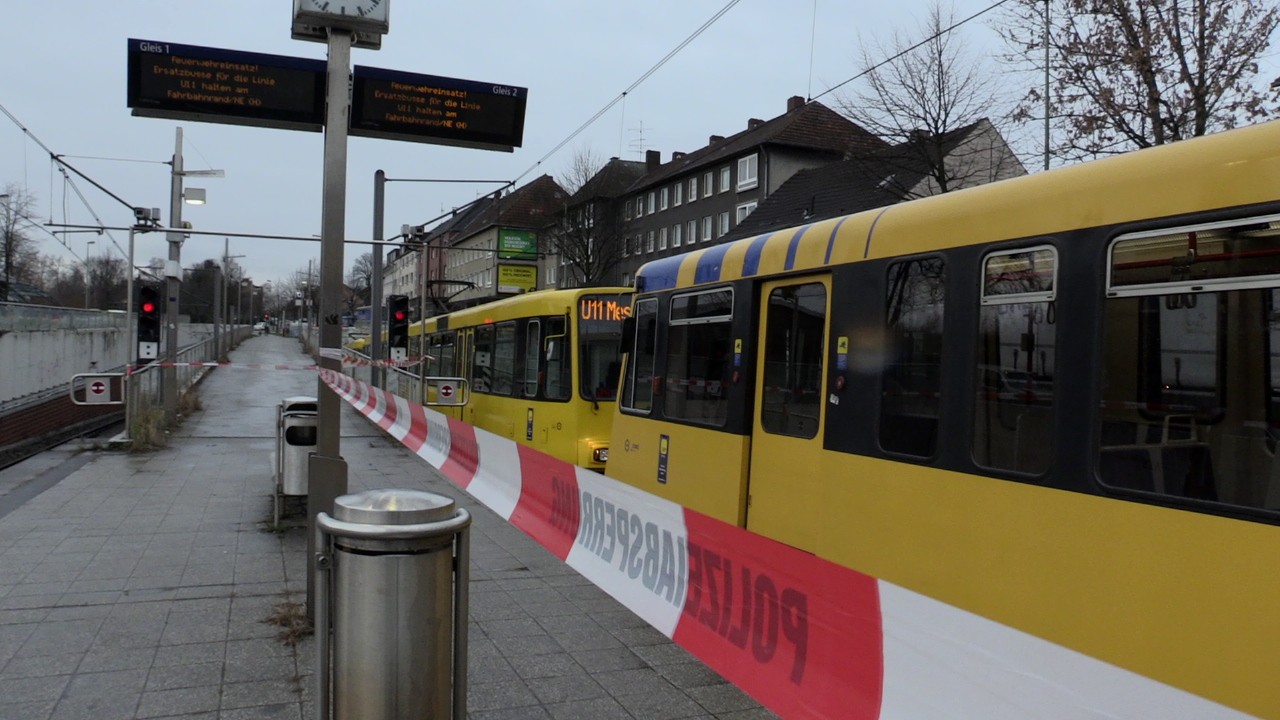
top-left (0, 333), bottom-right (777, 720)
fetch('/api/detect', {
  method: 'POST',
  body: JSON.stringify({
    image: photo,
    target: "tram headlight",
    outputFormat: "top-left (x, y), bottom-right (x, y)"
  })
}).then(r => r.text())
top-left (592, 447), bottom-right (609, 463)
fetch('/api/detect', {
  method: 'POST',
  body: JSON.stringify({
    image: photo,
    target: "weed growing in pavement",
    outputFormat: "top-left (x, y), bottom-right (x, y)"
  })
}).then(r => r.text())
top-left (265, 599), bottom-right (313, 646)
top-left (129, 407), bottom-right (168, 452)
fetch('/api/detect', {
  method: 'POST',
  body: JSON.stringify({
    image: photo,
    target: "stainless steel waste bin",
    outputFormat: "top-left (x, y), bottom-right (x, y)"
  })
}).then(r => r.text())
top-left (273, 396), bottom-right (317, 525)
top-left (315, 489), bottom-right (471, 720)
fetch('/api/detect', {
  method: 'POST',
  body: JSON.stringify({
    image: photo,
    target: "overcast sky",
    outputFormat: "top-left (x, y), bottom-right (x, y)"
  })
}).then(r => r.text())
top-left (3, 0), bottom-right (1024, 288)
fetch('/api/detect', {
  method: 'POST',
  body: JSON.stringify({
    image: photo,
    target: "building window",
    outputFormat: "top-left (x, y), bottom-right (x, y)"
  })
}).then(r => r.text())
top-left (718, 211), bottom-right (730, 236)
top-left (702, 172), bottom-right (713, 198)
top-left (622, 236), bottom-right (630, 256)
top-left (688, 219), bottom-right (698, 244)
top-left (547, 263), bottom-right (557, 284)
top-left (737, 154), bottom-right (759, 191)
top-left (624, 202), bottom-right (631, 220)
top-left (689, 177), bottom-right (698, 201)
top-left (659, 227), bottom-right (668, 250)
top-left (647, 192), bottom-right (656, 214)
top-left (736, 201), bottom-right (757, 223)
top-left (635, 197), bottom-right (644, 217)
top-left (674, 183), bottom-right (683, 206)
top-left (672, 223), bottom-right (682, 248)
top-left (646, 231), bottom-right (655, 253)
top-left (702, 216), bottom-right (712, 242)
top-left (719, 166), bottom-right (731, 193)
top-left (660, 187), bottom-right (669, 211)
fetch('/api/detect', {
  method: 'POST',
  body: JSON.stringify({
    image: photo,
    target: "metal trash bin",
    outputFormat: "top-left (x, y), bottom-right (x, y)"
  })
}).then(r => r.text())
top-left (273, 396), bottom-right (317, 525)
top-left (315, 489), bottom-right (471, 720)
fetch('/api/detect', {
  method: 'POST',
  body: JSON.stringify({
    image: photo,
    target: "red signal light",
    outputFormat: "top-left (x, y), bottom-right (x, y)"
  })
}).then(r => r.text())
top-left (394, 311), bottom-right (406, 321)
top-left (141, 302), bottom-right (156, 314)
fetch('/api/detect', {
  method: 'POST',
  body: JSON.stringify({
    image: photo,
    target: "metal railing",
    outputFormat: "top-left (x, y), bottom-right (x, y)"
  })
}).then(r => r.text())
top-left (128, 326), bottom-right (256, 417)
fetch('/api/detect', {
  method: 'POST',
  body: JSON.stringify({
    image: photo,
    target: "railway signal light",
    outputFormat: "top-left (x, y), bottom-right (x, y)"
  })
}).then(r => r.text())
top-left (137, 285), bottom-right (161, 363)
top-left (387, 294), bottom-right (409, 361)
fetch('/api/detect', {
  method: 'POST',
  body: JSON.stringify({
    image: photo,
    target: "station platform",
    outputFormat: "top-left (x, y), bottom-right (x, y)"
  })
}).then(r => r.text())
top-left (0, 333), bottom-right (775, 720)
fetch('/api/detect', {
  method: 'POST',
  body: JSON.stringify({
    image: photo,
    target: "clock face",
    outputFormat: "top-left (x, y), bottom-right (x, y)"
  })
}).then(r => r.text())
top-left (295, 0), bottom-right (388, 28)
top-left (300, 0), bottom-right (386, 20)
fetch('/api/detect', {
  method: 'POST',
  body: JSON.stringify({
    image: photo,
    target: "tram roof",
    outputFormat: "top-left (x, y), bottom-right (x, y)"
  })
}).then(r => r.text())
top-left (636, 119), bottom-right (1280, 293)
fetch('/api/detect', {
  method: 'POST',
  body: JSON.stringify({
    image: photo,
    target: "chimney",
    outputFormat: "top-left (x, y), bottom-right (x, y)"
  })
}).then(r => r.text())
top-left (748, 118), bottom-right (764, 130)
top-left (709, 135), bottom-right (725, 145)
top-left (787, 95), bottom-right (805, 112)
top-left (672, 151), bottom-right (686, 161)
top-left (646, 149), bottom-right (661, 171)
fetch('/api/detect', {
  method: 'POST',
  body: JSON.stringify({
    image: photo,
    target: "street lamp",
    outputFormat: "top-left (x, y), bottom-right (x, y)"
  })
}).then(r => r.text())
top-left (84, 239), bottom-right (95, 308)
top-left (163, 126), bottom-right (224, 424)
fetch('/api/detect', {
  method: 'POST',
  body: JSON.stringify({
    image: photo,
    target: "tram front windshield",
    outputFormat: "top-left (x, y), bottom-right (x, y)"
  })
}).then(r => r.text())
top-left (578, 293), bottom-right (631, 401)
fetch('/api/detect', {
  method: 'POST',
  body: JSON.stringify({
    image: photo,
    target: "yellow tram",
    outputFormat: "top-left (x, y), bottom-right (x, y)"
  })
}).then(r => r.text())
top-left (354, 287), bottom-right (631, 471)
top-left (606, 121), bottom-right (1280, 717)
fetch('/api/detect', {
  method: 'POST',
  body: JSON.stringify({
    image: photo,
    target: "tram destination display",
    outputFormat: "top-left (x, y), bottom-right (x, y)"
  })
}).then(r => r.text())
top-left (351, 66), bottom-right (527, 152)
top-left (127, 39), bottom-right (326, 131)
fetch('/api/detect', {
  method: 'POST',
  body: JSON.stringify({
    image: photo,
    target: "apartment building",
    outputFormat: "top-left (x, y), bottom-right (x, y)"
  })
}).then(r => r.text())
top-left (613, 96), bottom-right (886, 284)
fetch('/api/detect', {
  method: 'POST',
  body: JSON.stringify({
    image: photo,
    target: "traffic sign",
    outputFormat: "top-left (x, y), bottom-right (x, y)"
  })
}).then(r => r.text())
top-left (72, 373), bottom-right (123, 406)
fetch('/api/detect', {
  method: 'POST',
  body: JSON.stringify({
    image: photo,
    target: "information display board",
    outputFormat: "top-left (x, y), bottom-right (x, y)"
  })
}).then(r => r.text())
top-left (351, 66), bottom-right (527, 151)
top-left (127, 39), bottom-right (326, 131)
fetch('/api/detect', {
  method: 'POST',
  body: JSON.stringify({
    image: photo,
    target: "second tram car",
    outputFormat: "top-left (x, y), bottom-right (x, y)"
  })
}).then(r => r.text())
top-left (607, 121), bottom-right (1280, 717)
top-left (356, 287), bottom-right (632, 471)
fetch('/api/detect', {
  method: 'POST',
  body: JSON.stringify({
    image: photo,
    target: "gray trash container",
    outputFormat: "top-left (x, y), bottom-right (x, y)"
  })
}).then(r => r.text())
top-left (315, 489), bottom-right (471, 720)
top-left (274, 396), bottom-right (317, 525)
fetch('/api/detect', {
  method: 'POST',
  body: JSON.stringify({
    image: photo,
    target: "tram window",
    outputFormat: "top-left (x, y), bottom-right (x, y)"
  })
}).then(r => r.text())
top-left (880, 257), bottom-right (946, 457)
top-left (524, 321), bottom-right (541, 398)
top-left (1100, 219), bottom-right (1280, 511)
top-left (436, 333), bottom-right (455, 376)
top-left (622, 298), bottom-right (658, 413)
top-left (544, 317), bottom-right (572, 401)
top-left (578, 293), bottom-right (629, 401)
top-left (493, 322), bottom-right (517, 396)
top-left (761, 284), bottom-right (825, 438)
top-left (666, 288), bottom-right (733, 426)
top-left (973, 247), bottom-right (1057, 474)
top-left (473, 325), bottom-right (494, 394)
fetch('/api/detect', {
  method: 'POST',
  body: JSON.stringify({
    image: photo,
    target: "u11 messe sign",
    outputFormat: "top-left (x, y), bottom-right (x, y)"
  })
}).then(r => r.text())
top-left (351, 66), bottom-right (527, 152)
top-left (126, 39), bottom-right (326, 132)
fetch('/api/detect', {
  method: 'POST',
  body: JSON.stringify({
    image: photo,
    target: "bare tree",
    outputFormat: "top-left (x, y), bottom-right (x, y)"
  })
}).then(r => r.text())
top-left (1000, 0), bottom-right (1279, 161)
top-left (834, 2), bottom-right (1023, 197)
top-left (1, 184), bottom-right (39, 296)
top-left (550, 149), bottom-right (640, 287)
top-left (346, 252), bottom-right (373, 307)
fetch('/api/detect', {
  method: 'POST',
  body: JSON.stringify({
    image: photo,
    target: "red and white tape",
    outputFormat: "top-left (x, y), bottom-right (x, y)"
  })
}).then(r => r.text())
top-left (319, 368), bottom-right (1250, 720)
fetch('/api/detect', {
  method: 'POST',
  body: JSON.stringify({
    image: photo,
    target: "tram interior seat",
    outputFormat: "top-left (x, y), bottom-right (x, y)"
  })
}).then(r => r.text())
top-left (1098, 416), bottom-right (1217, 500)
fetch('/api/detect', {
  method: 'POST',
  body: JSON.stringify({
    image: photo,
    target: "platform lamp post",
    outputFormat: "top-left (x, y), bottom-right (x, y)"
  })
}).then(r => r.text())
top-left (163, 126), bottom-right (223, 424)
top-left (84, 240), bottom-right (96, 308)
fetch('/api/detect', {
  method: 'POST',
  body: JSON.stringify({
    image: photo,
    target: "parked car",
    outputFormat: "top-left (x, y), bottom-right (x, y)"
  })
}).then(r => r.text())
top-left (253, 321), bottom-right (268, 334)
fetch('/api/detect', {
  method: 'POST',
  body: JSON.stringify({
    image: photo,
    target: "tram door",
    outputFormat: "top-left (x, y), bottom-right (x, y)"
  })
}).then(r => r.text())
top-left (746, 276), bottom-right (830, 552)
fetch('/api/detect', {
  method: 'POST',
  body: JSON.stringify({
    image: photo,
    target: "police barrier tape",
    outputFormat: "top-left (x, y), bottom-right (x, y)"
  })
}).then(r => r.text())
top-left (126, 354), bottom-right (424, 375)
top-left (318, 368), bottom-right (1251, 720)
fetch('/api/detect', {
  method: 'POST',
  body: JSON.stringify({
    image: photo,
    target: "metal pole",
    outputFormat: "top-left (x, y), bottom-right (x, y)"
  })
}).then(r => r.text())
top-left (164, 127), bottom-right (184, 423)
top-left (1044, 0), bottom-right (1051, 172)
top-left (213, 262), bottom-right (223, 360)
top-left (123, 227), bottom-right (136, 443)
top-left (371, 170), bottom-right (385, 389)
top-left (84, 240), bottom-right (94, 308)
top-left (308, 27), bottom-right (353, 621)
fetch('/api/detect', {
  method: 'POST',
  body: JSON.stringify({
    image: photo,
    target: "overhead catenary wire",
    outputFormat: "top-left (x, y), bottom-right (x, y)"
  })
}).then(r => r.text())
top-left (809, 0), bottom-right (1015, 104)
top-left (506, 0), bottom-right (743, 188)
